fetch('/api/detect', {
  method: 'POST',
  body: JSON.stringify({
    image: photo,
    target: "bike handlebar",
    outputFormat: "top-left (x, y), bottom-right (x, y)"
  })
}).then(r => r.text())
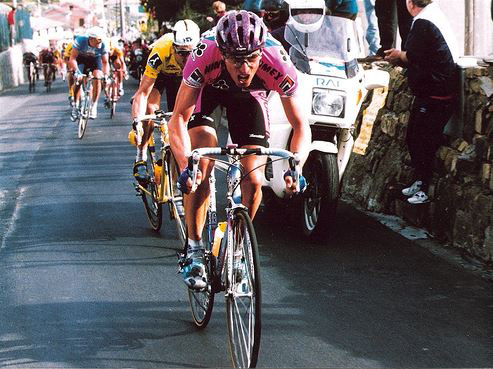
top-left (188, 146), bottom-right (301, 193)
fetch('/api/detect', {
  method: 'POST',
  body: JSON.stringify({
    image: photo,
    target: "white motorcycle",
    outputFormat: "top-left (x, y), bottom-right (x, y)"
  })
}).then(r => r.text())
top-left (263, 15), bottom-right (389, 239)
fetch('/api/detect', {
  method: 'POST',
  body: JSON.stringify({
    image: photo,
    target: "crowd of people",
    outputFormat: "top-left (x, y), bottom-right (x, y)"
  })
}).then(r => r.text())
top-left (21, 0), bottom-right (460, 289)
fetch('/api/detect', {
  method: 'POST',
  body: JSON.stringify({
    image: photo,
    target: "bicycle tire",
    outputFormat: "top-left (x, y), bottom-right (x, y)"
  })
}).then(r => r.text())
top-left (110, 101), bottom-right (115, 119)
top-left (165, 148), bottom-right (186, 245)
top-left (78, 98), bottom-right (89, 139)
top-left (226, 208), bottom-right (261, 369)
top-left (141, 150), bottom-right (163, 231)
top-left (187, 210), bottom-right (215, 329)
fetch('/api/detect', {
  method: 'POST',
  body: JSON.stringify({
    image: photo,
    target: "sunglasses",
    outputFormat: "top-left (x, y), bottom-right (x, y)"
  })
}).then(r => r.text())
top-left (224, 51), bottom-right (262, 68)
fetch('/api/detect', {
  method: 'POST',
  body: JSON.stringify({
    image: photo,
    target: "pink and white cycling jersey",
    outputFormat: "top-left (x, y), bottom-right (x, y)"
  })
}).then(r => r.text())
top-left (183, 35), bottom-right (298, 97)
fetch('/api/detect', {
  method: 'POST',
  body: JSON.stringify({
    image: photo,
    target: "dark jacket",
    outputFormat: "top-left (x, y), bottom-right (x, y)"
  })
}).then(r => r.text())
top-left (405, 18), bottom-right (458, 97)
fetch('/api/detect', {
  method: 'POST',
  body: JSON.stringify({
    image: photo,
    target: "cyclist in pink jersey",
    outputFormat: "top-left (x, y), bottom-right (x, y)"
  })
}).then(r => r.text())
top-left (168, 10), bottom-right (311, 290)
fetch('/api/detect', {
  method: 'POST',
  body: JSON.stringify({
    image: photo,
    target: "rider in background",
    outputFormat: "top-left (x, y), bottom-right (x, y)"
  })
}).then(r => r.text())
top-left (38, 46), bottom-right (57, 86)
top-left (107, 37), bottom-right (127, 97)
top-left (131, 19), bottom-right (200, 184)
top-left (168, 10), bottom-right (311, 289)
top-left (243, 0), bottom-right (291, 51)
top-left (69, 26), bottom-right (109, 120)
top-left (63, 40), bottom-right (75, 106)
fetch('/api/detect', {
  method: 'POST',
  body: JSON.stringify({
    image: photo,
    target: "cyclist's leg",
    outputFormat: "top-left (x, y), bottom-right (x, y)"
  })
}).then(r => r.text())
top-left (185, 124), bottom-right (218, 241)
top-left (184, 85), bottom-right (222, 241)
top-left (225, 93), bottom-right (270, 219)
top-left (114, 57), bottom-right (124, 94)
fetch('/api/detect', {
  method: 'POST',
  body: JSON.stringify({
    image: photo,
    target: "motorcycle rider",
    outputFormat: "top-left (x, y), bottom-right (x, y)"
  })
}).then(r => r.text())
top-left (131, 19), bottom-right (200, 183)
top-left (167, 10), bottom-right (311, 289)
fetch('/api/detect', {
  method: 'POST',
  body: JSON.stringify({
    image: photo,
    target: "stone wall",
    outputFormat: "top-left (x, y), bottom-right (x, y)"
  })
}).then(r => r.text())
top-left (0, 45), bottom-right (25, 92)
top-left (342, 63), bottom-right (493, 264)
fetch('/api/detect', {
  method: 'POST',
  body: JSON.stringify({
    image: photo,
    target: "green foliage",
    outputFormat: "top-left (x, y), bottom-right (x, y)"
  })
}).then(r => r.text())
top-left (141, 0), bottom-right (243, 31)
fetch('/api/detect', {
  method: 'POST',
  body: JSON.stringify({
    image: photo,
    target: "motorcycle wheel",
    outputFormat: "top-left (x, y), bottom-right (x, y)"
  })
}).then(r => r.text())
top-left (300, 151), bottom-right (339, 240)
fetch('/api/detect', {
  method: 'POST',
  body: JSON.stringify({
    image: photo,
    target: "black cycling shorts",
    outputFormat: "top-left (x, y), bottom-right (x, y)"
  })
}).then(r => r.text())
top-left (188, 85), bottom-right (269, 148)
top-left (153, 74), bottom-right (182, 112)
top-left (76, 54), bottom-right (102, 74)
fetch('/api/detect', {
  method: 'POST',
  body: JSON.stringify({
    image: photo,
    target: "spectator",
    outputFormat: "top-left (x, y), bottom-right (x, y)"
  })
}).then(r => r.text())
top-left (384, 0), bottom-right (459, 205)
top-left (324, 0), bottom-right (358, 20)
top-left (375, 0), bottom-right (412, 57)
top-left (206, 1), bottom-right (227, 25)
top-left (7, 6), bottom-right (16, 47)
top-left (363, 0), bottom-right (380, 56)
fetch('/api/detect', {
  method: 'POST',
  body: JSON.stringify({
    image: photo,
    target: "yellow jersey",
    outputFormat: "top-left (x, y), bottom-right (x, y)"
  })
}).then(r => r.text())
top-left (64, 43), bottom-right (73, 60)
top-left (110, 47), bottom-right (124, 59)
top-left (144, 36), bottom-right (183, 78)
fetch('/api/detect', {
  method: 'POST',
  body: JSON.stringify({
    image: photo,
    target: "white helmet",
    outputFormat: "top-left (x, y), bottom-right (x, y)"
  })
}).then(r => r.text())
top-left (288, 0), bottom-right (325, 33)
top-left (172, 19), bottom-right (200, 47)
top-left (87, 26), bottom-right (105, 40)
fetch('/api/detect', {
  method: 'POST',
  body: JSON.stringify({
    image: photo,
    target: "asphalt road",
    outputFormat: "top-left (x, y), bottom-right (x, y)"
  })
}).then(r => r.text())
top-left (0, 77), bottom-right (491, 368)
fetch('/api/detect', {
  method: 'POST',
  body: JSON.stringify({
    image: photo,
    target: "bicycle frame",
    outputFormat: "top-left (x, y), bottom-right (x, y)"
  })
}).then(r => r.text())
top-left (134, 112), bottom-right (182, 210)
top-left (188, 146), bottom-right (298, 291)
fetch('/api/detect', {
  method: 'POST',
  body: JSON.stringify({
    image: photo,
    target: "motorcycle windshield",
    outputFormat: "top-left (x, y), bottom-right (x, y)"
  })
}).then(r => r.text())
top-left (284, 15), bottom-right (360, 62)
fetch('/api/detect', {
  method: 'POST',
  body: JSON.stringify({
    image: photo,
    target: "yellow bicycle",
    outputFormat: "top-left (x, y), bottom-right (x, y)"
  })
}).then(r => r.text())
top-left (132, 111), bottom-right (186, 244)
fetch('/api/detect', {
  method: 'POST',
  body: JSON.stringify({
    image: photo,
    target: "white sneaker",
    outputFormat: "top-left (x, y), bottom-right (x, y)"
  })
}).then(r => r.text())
top-left (402, 180), bottom-right (422, 196)
top-left (89, 103), bottom-right (98, 119)
top-left (408, 190), bottom-right (429, 204)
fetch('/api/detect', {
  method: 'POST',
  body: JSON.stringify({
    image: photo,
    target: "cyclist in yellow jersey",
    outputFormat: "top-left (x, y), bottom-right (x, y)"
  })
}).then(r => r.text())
top-left (63, 42), bottom-right (75, 106)
top-left (131, 19), bottom-right (200, 182)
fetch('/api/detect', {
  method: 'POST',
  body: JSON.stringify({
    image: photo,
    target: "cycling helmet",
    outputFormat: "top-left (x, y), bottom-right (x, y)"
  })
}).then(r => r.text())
top-left (288, 0), bottom-right (325, 33)
top-left (216, 10), bottom-right (267, 56)
top-left (172, 19), bottom-right (200, 47)
top-left (87, 26), bottom-right (105, 40)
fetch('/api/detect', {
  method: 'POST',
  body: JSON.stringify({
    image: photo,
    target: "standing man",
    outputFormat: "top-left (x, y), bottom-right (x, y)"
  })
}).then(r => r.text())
top-left (363, 0), bottom-right (380, 56)
top-left (385, 0), bottom-right (459, 204)
top-left (375, 0), bottom-right (412, 57)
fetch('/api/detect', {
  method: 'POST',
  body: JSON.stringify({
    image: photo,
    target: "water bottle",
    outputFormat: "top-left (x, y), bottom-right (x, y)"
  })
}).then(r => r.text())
top-left (212, 221), bottom-right (227, 257)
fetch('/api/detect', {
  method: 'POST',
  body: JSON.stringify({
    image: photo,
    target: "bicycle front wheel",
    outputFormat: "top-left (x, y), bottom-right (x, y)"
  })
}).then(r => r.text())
top-left (141, 152), bottom-right (163, 231)
top-left (187, 210), bottom-right (215, 329)
top-left (78, 99), bottom-right (89, 139)
top-left (226, 209), bottom-right (261, 368)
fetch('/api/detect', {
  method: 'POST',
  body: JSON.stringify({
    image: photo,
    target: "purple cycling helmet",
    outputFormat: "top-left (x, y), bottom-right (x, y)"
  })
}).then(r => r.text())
top-left (216, 10), bottom-right (267, 56)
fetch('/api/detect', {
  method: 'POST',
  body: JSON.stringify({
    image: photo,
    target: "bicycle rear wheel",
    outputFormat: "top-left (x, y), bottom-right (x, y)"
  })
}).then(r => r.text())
top-left (187, 211), bottom-right (215, 328)
top-left (165, 148), bottom-right (186, 245)
top-left (78, 98), bottom-right (89, 139)
top-left (226, 209), bottom-right (261, 368)
top-left (141, 150), bottom-right (162, 231)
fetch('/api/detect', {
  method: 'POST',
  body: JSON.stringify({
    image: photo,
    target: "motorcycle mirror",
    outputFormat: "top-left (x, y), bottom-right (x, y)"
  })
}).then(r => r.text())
top-left (364, 69), bottom-right (390, 90)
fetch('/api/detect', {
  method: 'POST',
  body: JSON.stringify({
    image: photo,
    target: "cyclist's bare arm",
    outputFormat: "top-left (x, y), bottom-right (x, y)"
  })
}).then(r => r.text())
top-left (168, 82), bottom-right (201, 172)
top-left (280, 95), bottom-right (311, 166)
top-left (280, 95), bottom-right (311, 193)
top-left (101, 53), bottom-right (110, 76)
top-left (68, 48), bottom-right (79, 74)
top-left (131, 75), bottom-right (156, 118)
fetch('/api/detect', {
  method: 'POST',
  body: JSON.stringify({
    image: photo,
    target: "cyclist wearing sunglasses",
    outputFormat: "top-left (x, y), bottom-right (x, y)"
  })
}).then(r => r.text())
top-left (131, 19), bottom-right (200, 183)
top-left (69, 26), bottom-right (109, 120)
top-left (168, 10), bottom-right (311, 289)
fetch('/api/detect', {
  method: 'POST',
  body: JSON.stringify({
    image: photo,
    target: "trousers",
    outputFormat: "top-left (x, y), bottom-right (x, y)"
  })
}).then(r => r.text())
top-left (406, 96), bottom-right (455, 190)
top-left (375, 0), bottom-right (412, 51)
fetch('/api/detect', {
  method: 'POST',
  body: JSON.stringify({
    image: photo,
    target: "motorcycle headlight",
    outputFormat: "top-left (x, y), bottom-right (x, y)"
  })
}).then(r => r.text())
top-left (312, 88), bottom-right (345, 117)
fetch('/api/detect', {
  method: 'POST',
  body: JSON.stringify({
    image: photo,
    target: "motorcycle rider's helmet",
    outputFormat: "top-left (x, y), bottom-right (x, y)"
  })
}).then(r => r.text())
top-left (288, 0), bottom-right (326, 33)
top-left (172, 19), bottom-right (200, 47)
top-left (87, 26), bottom-right (105, 41)
top-left (216, 10), bottom-right (268, 56)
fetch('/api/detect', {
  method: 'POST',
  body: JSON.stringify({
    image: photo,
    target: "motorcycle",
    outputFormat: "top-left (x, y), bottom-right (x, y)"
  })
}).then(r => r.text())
top-left (128, 46), bottom-right (148, 81)
top-left (264, 15), bottom-right (390, 239)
